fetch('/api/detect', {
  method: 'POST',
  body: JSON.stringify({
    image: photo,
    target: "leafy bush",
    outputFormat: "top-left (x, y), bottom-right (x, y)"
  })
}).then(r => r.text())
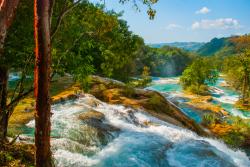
top-left (221, 131), bottom-right (246, 148)
top-left (180, 58), bottom-right (218, 95)
top-left (202, 113), bottom-right (221, 126)
top-left (186, 84), bottom-right (209, 95)
top-left (0, 152), bottom-right (14, 165)
top-left (205, 115), bottom-right (250, 149)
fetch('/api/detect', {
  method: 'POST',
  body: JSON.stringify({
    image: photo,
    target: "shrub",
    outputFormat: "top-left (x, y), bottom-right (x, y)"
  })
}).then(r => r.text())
top-left (186, 84), bottom-right (209, 95)
top-left (222, 131), bottom-right (246, 148)
top-left (202, 113), bottom-right (220, 126)
top-left (180, 58), bottom-right (218, 95)
top-left (123, 83), bottom-right (136, 98)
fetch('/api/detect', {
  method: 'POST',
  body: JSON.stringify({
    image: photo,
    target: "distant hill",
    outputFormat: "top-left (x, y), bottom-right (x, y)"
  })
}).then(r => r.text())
top-left (197, 37), bottom-right (235, 56)
top-left (197, 35), bottom-right (250, 57)
top-left (149, 42), bottom-right (205, 51)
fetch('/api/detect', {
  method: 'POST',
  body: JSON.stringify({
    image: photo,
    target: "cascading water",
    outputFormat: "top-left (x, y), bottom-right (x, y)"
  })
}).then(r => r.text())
top-left (20, 94), bottom-right (250, 167)
top-left (148, 77), bottom-right (250, 119)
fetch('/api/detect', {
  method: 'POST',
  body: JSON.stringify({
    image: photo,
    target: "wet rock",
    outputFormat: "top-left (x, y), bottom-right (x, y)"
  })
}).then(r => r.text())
top-left (82, 97), bottom-right (101, 107)
top-left (78, 110), bottom-right (105, 121)
top-left (89, 76), bottom-right (208, 136)
top-left (52, 94), bottom-right (78, 104)
top-left (219, 82), bottom-right (230, 87)
top-left (77, 110), bottom-right (120, 146)
top-left (91, 75), bottom-right (125, 88)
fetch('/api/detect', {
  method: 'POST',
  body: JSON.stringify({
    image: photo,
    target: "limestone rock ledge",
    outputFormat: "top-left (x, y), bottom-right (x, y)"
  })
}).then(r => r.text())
top-left (89, 76), bottom-right (208, 136)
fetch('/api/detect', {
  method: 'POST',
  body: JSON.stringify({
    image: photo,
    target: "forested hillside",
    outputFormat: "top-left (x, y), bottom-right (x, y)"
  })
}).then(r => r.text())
top-left (197, 36), bottom-right (242, 57)
top-left (150, 42), bottom-right (205, 51)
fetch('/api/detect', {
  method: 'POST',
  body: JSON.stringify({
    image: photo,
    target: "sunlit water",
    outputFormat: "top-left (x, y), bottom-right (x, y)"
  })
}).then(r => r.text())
top-left (20, 94), bottom-right (250, 167)
top-left (148, 77), bottom-right (250, 120)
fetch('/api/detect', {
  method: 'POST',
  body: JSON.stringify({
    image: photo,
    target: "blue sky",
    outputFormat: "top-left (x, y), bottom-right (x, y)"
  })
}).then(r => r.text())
top-left (91, 0), bottom-right (250, 43)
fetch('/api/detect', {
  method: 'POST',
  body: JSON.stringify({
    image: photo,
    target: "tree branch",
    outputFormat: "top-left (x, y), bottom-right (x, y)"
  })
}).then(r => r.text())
top-left (7, 86), bottom-right (33, 118)
top-left (51, 0), bottom-right (82, 40)
top-left (51, 31), bottom-right (91, 79)
top-left (10, 54), bottom-right (33, 102)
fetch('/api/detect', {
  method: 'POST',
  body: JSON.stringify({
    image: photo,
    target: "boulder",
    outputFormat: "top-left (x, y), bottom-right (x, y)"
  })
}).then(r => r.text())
top-left (82, 97), bottom-right (101, 107)
top-left (77, 110), bottom-right (120, 146)
top-left (89, 76), bottom-right (208, 136)
top-left (78, 110), bottom-right (105, 121)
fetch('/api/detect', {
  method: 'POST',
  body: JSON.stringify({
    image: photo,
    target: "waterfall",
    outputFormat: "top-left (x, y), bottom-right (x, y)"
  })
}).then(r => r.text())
top-left (21, 94), bottom-right (250, 167)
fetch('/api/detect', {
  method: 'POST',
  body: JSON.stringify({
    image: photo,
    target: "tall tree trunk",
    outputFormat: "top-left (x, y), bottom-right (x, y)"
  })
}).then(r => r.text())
top-left (0, 0), bottom-right (20, 54)
top-left (242, 74), bottom-right (246, 104)
top-left (244, 70), bottom-right (250, 105)
top-left (242, 70), bottom-right (248, 105)
top-left (34, 0), bottom-right (53, 166)
top-left (0, 0), bottom-right (20, 143)
top-left (0, 66), bottom-right (8, 143)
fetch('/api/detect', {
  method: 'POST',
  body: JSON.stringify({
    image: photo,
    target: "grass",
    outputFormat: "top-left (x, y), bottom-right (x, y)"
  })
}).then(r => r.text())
top-left (8, 75), bottom-right (80, 136)
top-left (0, 144), bottom-right (34, 167)
top-left (235, 99), bottom-right (250, 111)
top-left (202, 113), bottom-right (250, 148)
top-left (8, 97), bottom-right (35, 136)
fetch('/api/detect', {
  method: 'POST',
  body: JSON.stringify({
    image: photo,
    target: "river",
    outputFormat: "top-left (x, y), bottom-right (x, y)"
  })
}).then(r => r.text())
top-left (19, 82), bottom-right (250, 167)
top-left (148, 77), bottom-right (250, 122)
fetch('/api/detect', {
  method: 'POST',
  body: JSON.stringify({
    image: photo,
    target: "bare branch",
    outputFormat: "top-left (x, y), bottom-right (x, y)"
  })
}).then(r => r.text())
top-left (51, 0), bottom-right (82, 40)
top-left (7, 87), bottom-right (33, 118)
top-left (51, 31), bottom-right (92, 79)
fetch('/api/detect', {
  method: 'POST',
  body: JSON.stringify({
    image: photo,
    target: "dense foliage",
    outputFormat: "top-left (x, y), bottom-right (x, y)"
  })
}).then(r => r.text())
top-left (4, 1), bottom-right (143, 82)
top-left (222, 35), bottom-right (250, 107)
top-left (197, 37), bottom-right (235, 57)
top-left (195, 34), bottom-right (250, 107)
top-left (180, 58), bottom-right (219, 95)
top-left (134, 45), bottom-right (195, 77)
top-left (202, 113), bottom-right (250, 149)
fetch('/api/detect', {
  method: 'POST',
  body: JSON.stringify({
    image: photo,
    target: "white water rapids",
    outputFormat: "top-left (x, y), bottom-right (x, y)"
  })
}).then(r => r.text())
top-left (21, 94), bottom-right (250, 167)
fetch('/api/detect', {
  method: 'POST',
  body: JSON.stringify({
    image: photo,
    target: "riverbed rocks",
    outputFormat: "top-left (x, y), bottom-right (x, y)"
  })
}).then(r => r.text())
top-left (9, 84), bottom-right (81, 129)
top-left (77, 110), bottom-right (120, 146)
top-left (174, 93), bottom-right (229, 117)
top-left (81, 96), bottom-right (101, 107)
top-left (78, 110), bottom-right (105, 121)
top-left (89, 76), bottom-right (207, 136)
top-left (51, 84), bottom-right (81, 104)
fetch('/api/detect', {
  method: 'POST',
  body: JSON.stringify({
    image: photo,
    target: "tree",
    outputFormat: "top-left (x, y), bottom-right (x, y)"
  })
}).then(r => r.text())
top-left (0, 0), bottom-right (86, 144)
top-left (32, 1), bottom-right (157, 166)
top-left (133, 45), bottom-right (195, 77)
top-left (0, 0), bottom-right (158, 164)
top-left (180, 58), bottom-right (218, 95)
top-left (34, 0), bottom-right (53, 166)
top-left (0, 0), bottom-right (20, 143)
top-left (223, 35), bottom-right (250, 106)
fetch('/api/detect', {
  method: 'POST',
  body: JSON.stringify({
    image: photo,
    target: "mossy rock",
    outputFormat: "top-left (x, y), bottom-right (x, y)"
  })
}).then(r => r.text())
top-left (77, 110), bottom-right (120, 146)
top-left (82, 97), bottom-right (101, 107)
top-left (78, 110), bottom-right (105, 121)
top-left (89, 76), bottom-right (208, 136)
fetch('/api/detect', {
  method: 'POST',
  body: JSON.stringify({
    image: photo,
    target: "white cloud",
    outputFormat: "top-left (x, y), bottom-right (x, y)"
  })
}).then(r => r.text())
top-left (192, 18), bottom-right (241, 30)
top-left (165, 24), bottom-right (183, 30)
top-left (196, 7), bottom-right (211, 14)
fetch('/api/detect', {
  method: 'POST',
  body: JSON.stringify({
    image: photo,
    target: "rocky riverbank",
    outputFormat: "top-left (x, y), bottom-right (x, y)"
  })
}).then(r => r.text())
top-left (4, 75), bottom-right (250, 166)
top-left (88, 76), bottom-right (207, 136)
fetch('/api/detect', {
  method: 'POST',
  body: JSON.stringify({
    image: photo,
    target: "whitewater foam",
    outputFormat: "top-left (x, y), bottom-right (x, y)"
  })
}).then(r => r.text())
top-left (23, 95), bottom-right (250, 167)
